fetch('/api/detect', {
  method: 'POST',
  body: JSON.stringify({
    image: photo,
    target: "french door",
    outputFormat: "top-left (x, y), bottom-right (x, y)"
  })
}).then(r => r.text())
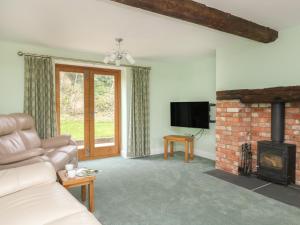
top-left (55, 64), bottom-right (121, 160)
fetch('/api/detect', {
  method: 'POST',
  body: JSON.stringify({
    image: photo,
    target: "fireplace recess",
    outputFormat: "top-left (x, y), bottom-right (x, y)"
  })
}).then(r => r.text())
top-left (257, 102), bottom-right (296, 185)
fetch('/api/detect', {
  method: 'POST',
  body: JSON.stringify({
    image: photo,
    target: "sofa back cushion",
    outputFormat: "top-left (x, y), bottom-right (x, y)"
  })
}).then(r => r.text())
top-left (0, 132), bottom-right (27, 156)
top-left (0, 115), bottom-right (16, 136)
top-left (11, 113), bottom-right (41, 149)
top-left (20, 129), bottom-right (42, 149)
top-left (0, 116), bottom-right (27, 157)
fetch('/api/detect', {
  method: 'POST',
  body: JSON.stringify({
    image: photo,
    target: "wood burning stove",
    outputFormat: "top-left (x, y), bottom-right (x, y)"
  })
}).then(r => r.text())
top-left (257, 141), bottom-right (295, 184)
top-left (257, 102), bottom-right (296, 185)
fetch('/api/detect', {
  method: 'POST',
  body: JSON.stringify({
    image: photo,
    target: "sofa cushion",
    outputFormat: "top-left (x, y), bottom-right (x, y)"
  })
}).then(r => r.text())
top-left (18, 129), bottom-right (42, 149)
top-left (0, 115), bottom-right (17, 136)
top-left (10, 113), bottom-right (42, 149)
top-left (0, 162), bottom-right (56, 198)
top-left (0, 182), bottom-right (88, 225)
top-left (0, 148), bottom-right (45, 165)
top-left (10, 113), bottom-right (35, 130)
top-left (0, 132), bottom-right (26, 155)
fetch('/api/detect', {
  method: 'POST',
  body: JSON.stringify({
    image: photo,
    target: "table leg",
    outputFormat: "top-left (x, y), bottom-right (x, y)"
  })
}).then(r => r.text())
top-left (170, 142), bottom-right (174, 157)
top-left (190, 140), bottom-right (194, 160)
top-left (89, 181), bottom-right (95, 212)
top-left (164, 139), bottom-right (168, 160)
top-left (81, 185), bottom-right (86, 202)
top-left (184, 141), bottom-right (189, 163)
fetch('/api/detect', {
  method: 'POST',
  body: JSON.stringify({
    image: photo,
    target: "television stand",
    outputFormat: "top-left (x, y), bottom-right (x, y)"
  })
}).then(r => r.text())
top-left (163, 135), bottom-right (194, 162)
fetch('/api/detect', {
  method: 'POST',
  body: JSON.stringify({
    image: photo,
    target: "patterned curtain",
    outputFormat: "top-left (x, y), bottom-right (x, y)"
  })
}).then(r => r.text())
top-left (128, 67), bottom-right (151, 158)
top-left (24, 55), bottom-right (56, 139)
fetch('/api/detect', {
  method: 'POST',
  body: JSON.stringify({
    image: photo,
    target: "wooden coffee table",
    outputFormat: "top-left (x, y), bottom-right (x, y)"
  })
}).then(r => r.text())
top-left (58, 170), bottom-right (96, 212)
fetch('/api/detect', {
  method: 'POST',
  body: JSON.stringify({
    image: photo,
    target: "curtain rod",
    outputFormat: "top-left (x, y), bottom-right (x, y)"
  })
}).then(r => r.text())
top-left (17, 51), bottom-right (151, 70)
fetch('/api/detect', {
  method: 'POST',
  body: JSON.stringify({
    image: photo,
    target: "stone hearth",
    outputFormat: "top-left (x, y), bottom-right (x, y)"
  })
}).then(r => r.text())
top-left (215, 100), bottom-right (300, 185)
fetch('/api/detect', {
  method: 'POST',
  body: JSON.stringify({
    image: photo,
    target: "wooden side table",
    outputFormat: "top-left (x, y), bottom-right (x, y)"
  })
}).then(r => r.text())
top-left (163, 135), bottom-right (194, 162)
top-left (58, 170), bottom-right (96, 212)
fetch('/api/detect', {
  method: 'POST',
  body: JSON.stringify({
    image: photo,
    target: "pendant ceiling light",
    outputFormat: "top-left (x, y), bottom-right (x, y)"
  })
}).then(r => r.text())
top-left (103, 38), bottom-right (135, 66)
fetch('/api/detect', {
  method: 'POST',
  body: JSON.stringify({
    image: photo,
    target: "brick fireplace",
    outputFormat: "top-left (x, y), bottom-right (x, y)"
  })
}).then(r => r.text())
top-left (215, 86), bottom-right (300, 185)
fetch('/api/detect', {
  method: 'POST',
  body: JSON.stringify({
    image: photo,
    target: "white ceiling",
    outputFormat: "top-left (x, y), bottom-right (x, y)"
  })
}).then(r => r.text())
top-left (0, 0), bottom-right (300, 59)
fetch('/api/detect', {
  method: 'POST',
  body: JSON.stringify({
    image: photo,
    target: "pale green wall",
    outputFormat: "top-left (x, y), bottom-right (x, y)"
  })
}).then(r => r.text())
top-left (146, 56), bottom-right (216, 159)
top-left (216, 25), bottom-right (300, 90)
top-left (0, 41), bottom-right (24, 113)
top-left (0, 40), bottom-right (217, 159)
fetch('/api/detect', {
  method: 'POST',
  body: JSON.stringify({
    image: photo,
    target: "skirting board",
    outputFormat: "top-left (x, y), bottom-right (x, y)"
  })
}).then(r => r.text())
top-left (121, 148), bottom-right (164, 158)
top-left (149, 148), bottom-right (216, 161)
top-left (122, 147), bottom-right (216, 161)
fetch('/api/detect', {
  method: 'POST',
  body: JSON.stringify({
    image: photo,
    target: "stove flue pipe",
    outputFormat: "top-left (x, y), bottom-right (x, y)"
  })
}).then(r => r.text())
top-left (271, 102), bottom-right (285, 143)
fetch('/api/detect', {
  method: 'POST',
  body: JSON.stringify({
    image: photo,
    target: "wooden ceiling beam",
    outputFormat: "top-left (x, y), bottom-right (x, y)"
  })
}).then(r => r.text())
top-left (110, 0), bottom-right (278, 43)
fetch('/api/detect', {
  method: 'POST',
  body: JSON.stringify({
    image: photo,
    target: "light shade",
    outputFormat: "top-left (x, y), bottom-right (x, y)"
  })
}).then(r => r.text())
top-left (110, 53), bottom-right (116, 62)
top-left (103, 38), bottom-right (135, 66)
top-left (126, 53), bottom-right (135, 65)
top-left (103, 56), bottom-right (110, 64)
top-left (115, 59), bottom-right (121, 67)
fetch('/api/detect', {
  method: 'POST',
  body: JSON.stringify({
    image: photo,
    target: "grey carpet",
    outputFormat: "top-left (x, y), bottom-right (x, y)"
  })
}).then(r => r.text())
top-left (69, 152), bottom-right (300, 225)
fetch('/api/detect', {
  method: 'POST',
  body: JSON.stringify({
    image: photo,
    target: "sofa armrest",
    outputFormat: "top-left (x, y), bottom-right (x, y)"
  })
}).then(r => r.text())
top-left (42, 135), bottom-right (75, 149)
top-left (0, 148), bottom-right (45, 165)
top-left (0, 162), bottom-right (56, 197)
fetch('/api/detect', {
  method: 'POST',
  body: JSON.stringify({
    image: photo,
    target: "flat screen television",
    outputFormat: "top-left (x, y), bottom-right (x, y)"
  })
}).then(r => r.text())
top-left (170, 102), bottom-right (210, 129)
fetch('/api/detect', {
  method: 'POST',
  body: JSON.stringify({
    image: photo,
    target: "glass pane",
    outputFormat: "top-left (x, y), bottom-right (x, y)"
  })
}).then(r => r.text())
top-left (94, 74), bottom-right (115, 147)
top-left (260, 151), bottom-right (283, 169)
top-left (59, 72), bottom-right (84, 148)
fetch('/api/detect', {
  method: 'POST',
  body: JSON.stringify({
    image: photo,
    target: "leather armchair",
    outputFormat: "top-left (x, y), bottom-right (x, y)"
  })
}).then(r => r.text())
top-left (0, 113), bottom-right (78, 171)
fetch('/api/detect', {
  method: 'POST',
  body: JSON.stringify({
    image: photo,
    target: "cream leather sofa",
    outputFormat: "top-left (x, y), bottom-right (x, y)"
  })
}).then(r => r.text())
top-left (0, 162), bottom-right (101, 225)
top-left (0, 113), bottom-right (77, 171)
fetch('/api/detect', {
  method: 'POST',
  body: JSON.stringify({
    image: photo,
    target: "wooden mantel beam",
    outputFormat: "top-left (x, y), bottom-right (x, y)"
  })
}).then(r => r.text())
top-left (110, 0), bottom-right (278, 43)
top-left (217, 86), bottom-right (300, 103)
